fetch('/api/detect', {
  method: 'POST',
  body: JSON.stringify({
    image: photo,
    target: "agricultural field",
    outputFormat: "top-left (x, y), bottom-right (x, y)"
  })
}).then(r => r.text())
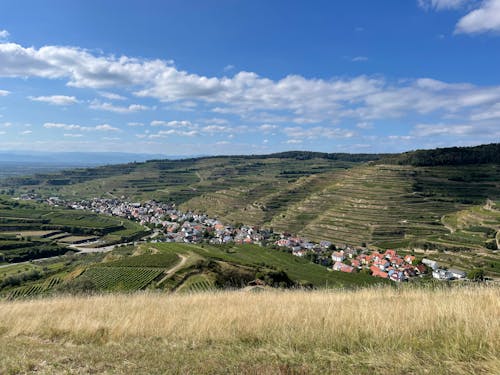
top-left (0, 196), bottom-right (147, 264)
top-left (79, 267), bottom-right (163, 291)
top-left (1, 242), bottom-right (385, 298)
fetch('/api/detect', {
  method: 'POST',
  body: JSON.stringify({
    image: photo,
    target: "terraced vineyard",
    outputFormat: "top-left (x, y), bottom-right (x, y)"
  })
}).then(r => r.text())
top-left (6, 277), bottom-right (61, 300)
top-left (269, 164), bottom-right (500, 249)
top-left (177, 274), bottom-right (216, 293)
top-left (2, 145), bottom-right (499, 252)
top-left (81, 267), bottom-right (163, 291)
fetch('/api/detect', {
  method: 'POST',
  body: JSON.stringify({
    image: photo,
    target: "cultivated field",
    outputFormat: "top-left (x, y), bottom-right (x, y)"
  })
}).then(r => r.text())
top-left (0, 286), bottom-right (498, 374)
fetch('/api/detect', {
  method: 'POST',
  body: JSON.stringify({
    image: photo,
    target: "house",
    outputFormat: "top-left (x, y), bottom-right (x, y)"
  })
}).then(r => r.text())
top-left (320, 241), bottom-right (332, 249)
top-left (384, 249), bottom-right (396, 259)
top-left (432, 269), bottom-right (452, 280)
top-left (333, 262), bottom-right (355, 273)
top-left (344, 247), bottom-right (358, 258)
top-left (370, 265), bottom-right (388, 279)
top-left (351, 259), bottom-right (361, 269)
top-left (422, 258), bottom-right (438, 270)
top-left (331, 251), bottom-right (345, 262)
top-left (404, 255), bottom-right (416, 264)
top-left (448, 268), bottom-right (467, 279)
top-left (415, 264), bottom-right (427, 275)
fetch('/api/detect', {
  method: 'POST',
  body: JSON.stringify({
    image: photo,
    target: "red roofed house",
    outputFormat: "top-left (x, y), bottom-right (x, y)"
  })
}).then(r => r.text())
top-left (404, 255), bottom-right (416, 264)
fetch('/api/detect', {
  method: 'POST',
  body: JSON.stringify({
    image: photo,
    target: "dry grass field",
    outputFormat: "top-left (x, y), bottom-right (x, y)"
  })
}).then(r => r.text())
top-left (0, 286), bottom-right (499, 374)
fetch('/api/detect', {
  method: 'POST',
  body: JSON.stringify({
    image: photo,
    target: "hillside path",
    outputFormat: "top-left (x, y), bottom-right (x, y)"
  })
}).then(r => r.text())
top-left (156, 254), bottom-right (188, 286)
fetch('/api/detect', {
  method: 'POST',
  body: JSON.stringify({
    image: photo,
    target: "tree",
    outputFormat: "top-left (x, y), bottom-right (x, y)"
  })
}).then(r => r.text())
top-left (467, 268), bottom-right (485, 281)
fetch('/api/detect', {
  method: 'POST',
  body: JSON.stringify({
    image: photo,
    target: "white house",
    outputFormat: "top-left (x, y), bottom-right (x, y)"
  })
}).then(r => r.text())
top-left (331, 251), bottom-right (345, 263)
top-left (432, 269), bottom-right (452, 280)
top-left (448, 268), bottom-right (467, 279)
top-left (422, 258), bottom-right (438, 270)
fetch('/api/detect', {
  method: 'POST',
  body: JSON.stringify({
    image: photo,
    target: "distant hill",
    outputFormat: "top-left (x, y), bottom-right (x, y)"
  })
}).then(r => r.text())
top-left (0, 151), bottom-right (200, 165)
top-left (379, 143), bottom-right (500, 166)
top-left (1, 143), bottom-right (499, 251)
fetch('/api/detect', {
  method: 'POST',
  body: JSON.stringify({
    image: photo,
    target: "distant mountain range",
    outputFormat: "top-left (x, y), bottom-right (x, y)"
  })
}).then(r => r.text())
top-left (0, 151), bottom-right (205, 165)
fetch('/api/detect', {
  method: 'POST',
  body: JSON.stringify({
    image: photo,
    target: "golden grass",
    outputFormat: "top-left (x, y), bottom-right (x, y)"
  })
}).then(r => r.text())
top-left (0, 286), bottom-right (499, 374)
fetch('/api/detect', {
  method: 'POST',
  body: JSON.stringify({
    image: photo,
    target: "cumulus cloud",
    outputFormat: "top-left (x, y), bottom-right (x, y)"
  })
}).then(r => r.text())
top-left (43, 122), bottom-right (119, 132)
top-left (127, 122), bottom-right (144, 127)
top-left (89, 100), bottom-right (150, 113)
top-left (0, 89), bottom-right (9, 96)
top-left (455, 0), bottom-right (500, 34)
top-left (0, 30), bottom-right (9, 40)
top-left (29, 95), bottom-right (78, 105)
top-left (20, 130), bottom-right (32, 135)
top-left (1, 39), bottom-right (500, 129)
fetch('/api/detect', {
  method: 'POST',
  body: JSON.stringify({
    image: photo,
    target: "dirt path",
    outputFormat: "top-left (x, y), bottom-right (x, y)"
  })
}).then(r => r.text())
top-left (156, 254), bottom-right (188, 286)
top-left (441, 215), bottom-right (455, 234)
top-left (195, 171), bottom-right (204, 183)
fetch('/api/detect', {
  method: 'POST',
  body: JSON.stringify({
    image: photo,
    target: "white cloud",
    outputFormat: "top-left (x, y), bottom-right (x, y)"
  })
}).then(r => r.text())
top-left (98, 91), bottom-right (127, 100)
top-left (64, 133), bottom-right (83, 137)
top-left (455, 0), bottom-right (500, 34)
top-left (412, 122), bottom-right (500, 137)
top-left (20, 130), bottom-right (32, 135)
top-left (89, 100), bottom-right (149, 113)
top-left (0, 30), bottom-right (9, 40)
top-left (259, 124), bottom-right (278, 132)
top-left (150, 120), bottom-right (194, 128)
top-left (0, 89), bottom-right (10, 96)
top-left (356, 122), bottom-right (373, 129)
top-left (283, 126), bottom-right (355, 139)
top-left (0, 130), bottom-right (5, 135)
top-left (95, 124), bottom-right (119, 131)
top-left (223, 64), bottom-right (235, 72)
top-left (470, 102), bottom-right (500, 120)
top-left (29, 95), bottom-right (78, 105)
top-left (418, 0), bottom-right (469, 10)
top-left (1, 39), bottom-right (500, 127)
top-left (43, 122), bottom-right (119, 132)
top-left (148, 129), bottom-right (199, 138)
top-left (128, 122), bottom-right (144, 127)
top-left (352, 56), bottom-right (368, 62)
top-left (285, 139), bottom-right (303, 144)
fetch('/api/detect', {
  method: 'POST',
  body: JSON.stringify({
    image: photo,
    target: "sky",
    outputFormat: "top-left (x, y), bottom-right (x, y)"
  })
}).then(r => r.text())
top-left (0, 0), bottom-right (499, 156)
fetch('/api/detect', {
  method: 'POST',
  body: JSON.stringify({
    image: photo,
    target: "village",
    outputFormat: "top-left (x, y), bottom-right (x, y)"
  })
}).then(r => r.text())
top-left (26, 194), bottom-right (467, 282)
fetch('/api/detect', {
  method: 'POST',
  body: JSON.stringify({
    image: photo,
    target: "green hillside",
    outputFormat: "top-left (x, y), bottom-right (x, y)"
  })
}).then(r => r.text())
top-left (0, 242), bottom-right (383, 299)
top-left (0, 196), bottom-right (147, 264)
top-left (1, 144), bottom-right (499, 251)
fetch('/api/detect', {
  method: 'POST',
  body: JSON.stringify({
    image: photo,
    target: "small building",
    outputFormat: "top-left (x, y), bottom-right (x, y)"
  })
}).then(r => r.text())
top-left (331, 251), bottom-right (345, 263)
top-left (448, 268), bottom-right (467, 279)
top-left (422, 258), bottom-right (438, 270)
top-left (432, 269), bottom-right (452, 280)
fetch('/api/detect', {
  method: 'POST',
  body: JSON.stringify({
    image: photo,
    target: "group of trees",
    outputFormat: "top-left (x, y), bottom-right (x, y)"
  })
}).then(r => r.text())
top-left (380, 143), bottom-right (500, 166)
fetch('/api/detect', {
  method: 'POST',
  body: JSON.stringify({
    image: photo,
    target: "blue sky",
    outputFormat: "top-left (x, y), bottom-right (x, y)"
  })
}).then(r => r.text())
top-left (0, 0), bottom-right (499, 155)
